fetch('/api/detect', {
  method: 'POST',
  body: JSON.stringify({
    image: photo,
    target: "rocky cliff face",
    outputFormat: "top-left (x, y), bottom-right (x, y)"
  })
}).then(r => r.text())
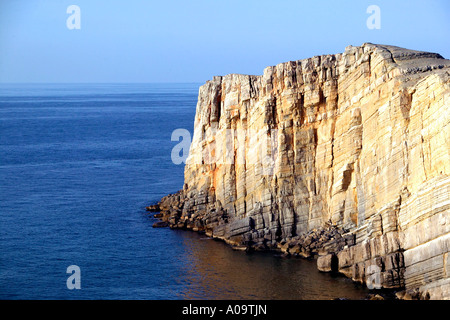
top-left (154, 43), bottom-right (450, 299)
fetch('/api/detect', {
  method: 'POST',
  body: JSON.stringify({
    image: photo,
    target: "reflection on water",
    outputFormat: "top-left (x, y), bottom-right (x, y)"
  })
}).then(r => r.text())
top-left (173, 230), bottom-right (369, 300)
top-left (0, 83), bottom-right (370, 299)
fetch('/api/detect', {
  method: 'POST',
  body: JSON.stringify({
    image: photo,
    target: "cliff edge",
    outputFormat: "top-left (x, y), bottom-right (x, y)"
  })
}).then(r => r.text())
top-left (153, 43), bottom-right (450, 299)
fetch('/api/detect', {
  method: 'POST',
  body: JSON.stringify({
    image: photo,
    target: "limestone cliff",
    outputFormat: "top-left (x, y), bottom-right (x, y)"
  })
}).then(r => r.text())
top-left (154, 43), bottom-right (450, 299)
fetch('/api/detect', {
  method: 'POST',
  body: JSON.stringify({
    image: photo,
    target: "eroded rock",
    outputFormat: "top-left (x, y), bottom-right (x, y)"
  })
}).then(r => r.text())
top-left (151, 43), bottom-right (450, 299)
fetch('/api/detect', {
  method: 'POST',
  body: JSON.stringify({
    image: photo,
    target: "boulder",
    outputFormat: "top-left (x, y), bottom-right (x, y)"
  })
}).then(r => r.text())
top-left (152, 221), bottom-right (169, 228)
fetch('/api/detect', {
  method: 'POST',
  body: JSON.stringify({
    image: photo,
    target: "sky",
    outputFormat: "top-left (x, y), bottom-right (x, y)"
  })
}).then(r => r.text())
top-left (0, 0), bottom-right (449, 83)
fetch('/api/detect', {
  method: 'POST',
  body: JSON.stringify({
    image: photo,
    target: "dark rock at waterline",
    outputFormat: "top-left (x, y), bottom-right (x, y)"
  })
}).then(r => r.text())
top-left (153, 213), bottom-right (163, 218)
top-left (152, 221), bottom-right (169, 228)
top-left (146, 204), bottom-right (160, 212)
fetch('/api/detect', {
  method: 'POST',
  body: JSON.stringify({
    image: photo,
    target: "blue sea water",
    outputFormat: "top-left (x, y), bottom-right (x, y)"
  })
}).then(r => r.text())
top-left (0, 83), bottom-right (368, 300)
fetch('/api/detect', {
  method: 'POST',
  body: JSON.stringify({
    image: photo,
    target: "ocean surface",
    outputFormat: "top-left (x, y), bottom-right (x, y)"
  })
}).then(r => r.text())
top-left (0, 83), bottom-right (369, 300)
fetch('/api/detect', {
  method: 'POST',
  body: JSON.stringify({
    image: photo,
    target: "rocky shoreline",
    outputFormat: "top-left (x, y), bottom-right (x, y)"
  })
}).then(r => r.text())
top-left (146, 196), bottom-right (426, 300)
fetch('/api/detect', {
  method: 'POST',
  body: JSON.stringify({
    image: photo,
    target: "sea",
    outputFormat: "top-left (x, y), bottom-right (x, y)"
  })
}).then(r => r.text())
top-left (0, 83), bottom-right (369, 300)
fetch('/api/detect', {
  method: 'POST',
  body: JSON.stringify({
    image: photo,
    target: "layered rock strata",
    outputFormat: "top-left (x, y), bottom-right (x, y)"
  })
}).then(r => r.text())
top-left (153, 43), bottom-right (450, 299)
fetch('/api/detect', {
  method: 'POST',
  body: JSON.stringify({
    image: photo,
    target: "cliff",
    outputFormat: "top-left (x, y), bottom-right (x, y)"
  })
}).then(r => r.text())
top-left (153, 43), bottom-right (450, 299)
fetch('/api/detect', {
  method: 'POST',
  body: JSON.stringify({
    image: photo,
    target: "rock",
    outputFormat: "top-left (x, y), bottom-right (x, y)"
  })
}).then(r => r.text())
top-left (145, 204), bottom-right (160, 212)
top-left (289, 245), bottom-right (302, 255)
top-left (298, 249), bottom-right (312, 259)
top-left (156, 43), bottom-right (450, 299)
top-left (303, 237), bottom-right (312, 247)
top-left (280, 242), bottom-right (290, 253)
top-left (254, 243), bottom-right (267, 251)
top-left (152, 221), bottom-right (169, 228)
top-left (176, 222), bottom-right (185, 228)
top-left (317, 253), bottom-right (338, 273)
top-left (343, 234), bottom-right (356, 246)
top-left (395, 291), bottom-right (406, 300)
top-left (367, 294), bottom-right (385, 300)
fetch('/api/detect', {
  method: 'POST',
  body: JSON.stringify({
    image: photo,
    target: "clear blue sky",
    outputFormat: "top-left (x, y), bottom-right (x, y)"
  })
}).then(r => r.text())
top-left (1, 0), bottom-right (449, 83)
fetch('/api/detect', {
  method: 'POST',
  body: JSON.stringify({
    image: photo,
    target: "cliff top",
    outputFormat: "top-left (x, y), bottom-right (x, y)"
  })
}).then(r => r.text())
top-left (207, 43), bottom-right (450, 85)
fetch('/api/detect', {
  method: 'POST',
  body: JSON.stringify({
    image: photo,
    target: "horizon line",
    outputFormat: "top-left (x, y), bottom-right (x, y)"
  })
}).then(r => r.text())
top-left (0, 81), bottom-right (204, 84)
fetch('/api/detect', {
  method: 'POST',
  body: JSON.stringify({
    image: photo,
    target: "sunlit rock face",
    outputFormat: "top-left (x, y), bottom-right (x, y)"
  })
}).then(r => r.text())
top-left (158, 43), bottom-right (450, 299)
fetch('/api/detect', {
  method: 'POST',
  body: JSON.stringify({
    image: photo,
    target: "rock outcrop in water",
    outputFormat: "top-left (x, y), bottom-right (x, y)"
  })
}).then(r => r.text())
top-left (152, 43), bottom-right (450, 299)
